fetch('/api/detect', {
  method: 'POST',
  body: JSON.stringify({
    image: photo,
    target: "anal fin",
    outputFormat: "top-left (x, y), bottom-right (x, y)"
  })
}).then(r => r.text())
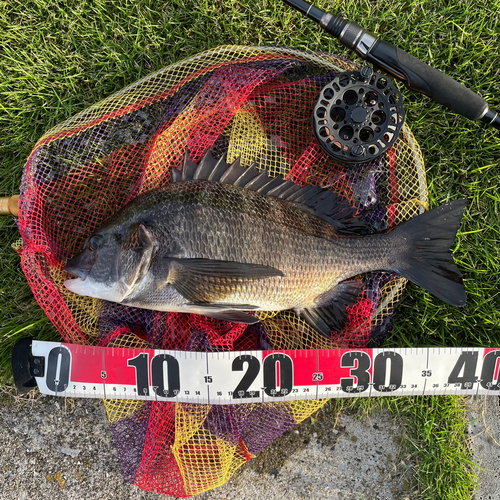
top-left (296, 281), bottom-right (364, 338)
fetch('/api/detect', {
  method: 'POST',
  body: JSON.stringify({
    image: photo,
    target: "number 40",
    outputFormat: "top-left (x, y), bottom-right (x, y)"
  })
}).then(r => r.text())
top-left (448, 351), bottom-right (500, 390)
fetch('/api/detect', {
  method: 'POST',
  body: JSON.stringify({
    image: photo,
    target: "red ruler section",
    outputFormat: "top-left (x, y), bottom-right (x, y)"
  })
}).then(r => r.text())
top-left (32, 342), bottom-right (500, 404)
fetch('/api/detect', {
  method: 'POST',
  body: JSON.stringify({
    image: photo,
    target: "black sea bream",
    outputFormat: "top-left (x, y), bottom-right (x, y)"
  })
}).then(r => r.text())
top-left (64, 151), bottom-right (467, 337)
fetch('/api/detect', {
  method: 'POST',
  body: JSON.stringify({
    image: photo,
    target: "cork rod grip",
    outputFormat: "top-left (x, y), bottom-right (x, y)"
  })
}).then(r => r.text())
top-left (0, 195), bottom-right (20, 216)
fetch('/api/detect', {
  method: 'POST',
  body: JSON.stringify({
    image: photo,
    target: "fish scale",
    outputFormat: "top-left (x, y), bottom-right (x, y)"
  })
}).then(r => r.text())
top-left (167, 195), bottom-right (352, 297)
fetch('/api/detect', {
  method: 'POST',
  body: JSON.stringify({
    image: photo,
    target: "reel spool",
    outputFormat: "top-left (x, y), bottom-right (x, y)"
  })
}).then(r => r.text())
top-left (313, 66), bottom-right (405, 163)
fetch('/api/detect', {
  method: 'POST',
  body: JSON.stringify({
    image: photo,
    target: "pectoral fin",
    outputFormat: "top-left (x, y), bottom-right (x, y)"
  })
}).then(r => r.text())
top-left (165, 258), bottom-right (283, 303)
top-left (296, 281), bottom-right (364, 338)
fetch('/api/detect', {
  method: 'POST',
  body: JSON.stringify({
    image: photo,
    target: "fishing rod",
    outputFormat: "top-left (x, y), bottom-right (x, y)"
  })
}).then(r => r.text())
top-left (282, 0), bottom-right (500, 131)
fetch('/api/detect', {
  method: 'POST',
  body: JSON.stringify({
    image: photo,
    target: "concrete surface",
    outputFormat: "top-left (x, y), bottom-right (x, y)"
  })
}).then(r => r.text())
top-left (1, 392), bottom-right (498, 499)
top-left (194, 406), bottom-right (412, 500)
top-left (0, 392), bottom-right (413, 500)
top-left (468, 396), bottom-right (500, 500)
top-left (0, 395), bottom-right (158, 500)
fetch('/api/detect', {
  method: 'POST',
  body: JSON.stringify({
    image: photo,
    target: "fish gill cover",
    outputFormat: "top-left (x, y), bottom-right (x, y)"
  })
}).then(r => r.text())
top-left (18, 46), bottom-right (427, 496)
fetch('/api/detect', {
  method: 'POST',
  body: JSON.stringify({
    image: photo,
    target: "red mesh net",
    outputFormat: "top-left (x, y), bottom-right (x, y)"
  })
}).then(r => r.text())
top-left (18, 46), bottom-right (427, 496)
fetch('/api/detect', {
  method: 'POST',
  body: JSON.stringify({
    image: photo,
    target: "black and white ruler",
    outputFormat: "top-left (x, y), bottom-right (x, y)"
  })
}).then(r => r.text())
top-left (27, 341), bottom-right (500, 404)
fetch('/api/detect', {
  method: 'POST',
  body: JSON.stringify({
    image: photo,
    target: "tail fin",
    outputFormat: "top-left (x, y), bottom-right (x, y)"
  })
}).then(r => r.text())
top-left (393, 199), bottom-right (467, 307)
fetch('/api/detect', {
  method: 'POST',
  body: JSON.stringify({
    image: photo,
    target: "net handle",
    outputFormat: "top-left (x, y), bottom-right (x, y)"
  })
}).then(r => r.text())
top-left (0, 195), bottom-right (19, 216)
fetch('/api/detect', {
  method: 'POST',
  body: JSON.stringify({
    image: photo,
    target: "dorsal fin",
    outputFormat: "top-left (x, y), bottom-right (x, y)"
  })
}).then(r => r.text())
top-left (172, 150), bottom-right (365, 235)
top-left (195, 150), bottom-right (220, 180)
top-left (230, 162), bottom-right (262, 188)
top-left (266, 179), bottom-right (301, 199)
top-left (219, 157), bottom-right (248, 185)
top-left (243, 170), bottom-right (273, 191)
top-left (182, 153), bottom-right (198, 180)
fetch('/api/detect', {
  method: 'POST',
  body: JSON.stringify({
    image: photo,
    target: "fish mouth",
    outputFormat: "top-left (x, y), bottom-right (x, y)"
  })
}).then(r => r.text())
top-left (64, 265), bottom-right (89, 281)
top-left (64, 251), bottom-right (96, 281)
top-left (63, 276), bottom-right (122, 302)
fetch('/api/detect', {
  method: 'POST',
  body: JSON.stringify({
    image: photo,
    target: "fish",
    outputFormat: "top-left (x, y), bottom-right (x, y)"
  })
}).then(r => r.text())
top-left (64, 150), bottom-right (467, 338)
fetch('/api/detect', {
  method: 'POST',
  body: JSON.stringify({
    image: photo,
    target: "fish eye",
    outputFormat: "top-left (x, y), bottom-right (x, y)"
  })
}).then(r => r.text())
top-left (88, 235), bottom-right (103, 251)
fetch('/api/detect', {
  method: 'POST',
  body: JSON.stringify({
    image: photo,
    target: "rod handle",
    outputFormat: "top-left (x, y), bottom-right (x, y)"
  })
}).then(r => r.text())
top-left (368, 40), bottom-right (493, 122)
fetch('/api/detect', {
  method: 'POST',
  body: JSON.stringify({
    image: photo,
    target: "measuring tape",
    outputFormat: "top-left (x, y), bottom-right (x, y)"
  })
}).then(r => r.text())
top-left (17, 341), bottom-right (500, 404)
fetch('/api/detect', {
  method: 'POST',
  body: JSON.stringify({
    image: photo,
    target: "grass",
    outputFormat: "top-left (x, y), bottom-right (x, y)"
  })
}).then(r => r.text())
top-left (0, 0), bottom-right (498, 497)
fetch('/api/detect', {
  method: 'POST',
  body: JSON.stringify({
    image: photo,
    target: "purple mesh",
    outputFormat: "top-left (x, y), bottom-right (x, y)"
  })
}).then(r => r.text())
top-left (110, 403), bottom-right (152, 483)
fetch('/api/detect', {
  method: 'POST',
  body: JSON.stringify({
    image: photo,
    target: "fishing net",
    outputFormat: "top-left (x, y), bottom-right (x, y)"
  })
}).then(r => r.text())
top-left (18, 46), bottom-right (427, 496)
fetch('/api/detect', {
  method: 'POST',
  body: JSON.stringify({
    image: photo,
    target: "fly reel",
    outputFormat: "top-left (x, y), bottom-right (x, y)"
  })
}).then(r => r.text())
top-left (313, 66), bottom-right (405, 163)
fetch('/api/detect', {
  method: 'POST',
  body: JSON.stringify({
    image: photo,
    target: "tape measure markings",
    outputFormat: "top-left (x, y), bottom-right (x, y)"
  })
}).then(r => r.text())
top-left (30, 341), bottom-right (500, 404)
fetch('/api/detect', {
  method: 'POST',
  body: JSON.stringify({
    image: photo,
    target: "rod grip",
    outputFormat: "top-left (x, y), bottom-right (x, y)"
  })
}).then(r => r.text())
top-left (0, 195), bottom-right (20, 216)
top-left (369, 40), bottom-right (488, 120)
